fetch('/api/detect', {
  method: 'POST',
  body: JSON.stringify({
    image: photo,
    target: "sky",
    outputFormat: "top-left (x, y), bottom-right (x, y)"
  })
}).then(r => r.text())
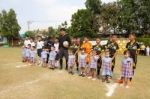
top-left (0, 0), bottom-right (116, 34)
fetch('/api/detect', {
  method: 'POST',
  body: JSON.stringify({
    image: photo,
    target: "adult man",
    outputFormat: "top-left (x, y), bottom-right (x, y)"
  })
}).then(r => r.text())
top-left (92, 38), bottom-right (103, 78)
top-left (58, 28), bottom-right (71, 70)
top-left (105, 35), bottom-right (119, 72)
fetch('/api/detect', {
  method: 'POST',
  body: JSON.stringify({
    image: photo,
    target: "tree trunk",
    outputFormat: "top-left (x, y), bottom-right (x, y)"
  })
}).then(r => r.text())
top-left (11, 37), bottom-right (14, 47)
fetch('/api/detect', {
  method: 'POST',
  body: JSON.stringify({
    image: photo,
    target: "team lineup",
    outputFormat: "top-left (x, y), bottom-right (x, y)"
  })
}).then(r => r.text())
top-left (22, 28), bottom-right (139, 89)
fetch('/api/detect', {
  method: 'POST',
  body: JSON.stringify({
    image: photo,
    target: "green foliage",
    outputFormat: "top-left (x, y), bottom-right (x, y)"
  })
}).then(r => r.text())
top-left (0, 9), bottom-right (21, 38)
top-left (137, 38), bottom-right (150, 46)
top-left (70, 9), bottom-right (95, 37)
top-left (85, 0), bottom-right (102, 32)
top-left (24, 31), bottom-right (36, 38)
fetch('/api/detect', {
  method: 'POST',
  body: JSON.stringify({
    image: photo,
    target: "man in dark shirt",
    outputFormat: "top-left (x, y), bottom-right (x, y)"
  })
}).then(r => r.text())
top-left (58, 28), bottom-right (71, 70)
top-left (105, 35), bottom-right (119, 72)
top-left (92, 38), bottom-right (103, 78)
top-left (126, 33), bottom-right (139, 72)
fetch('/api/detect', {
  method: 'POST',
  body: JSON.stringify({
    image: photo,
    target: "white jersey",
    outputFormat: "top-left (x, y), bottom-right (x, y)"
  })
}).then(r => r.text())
top-left (36, 41), bottom-right (44, 49)
top-left (31, 42), bottom-right (35, 47)
top-left (24, 40), bottom-right (31, 47)
top-left (146, 47), bottom-right (150, 56)
top-left (54, 43), bottom-right (59, 52)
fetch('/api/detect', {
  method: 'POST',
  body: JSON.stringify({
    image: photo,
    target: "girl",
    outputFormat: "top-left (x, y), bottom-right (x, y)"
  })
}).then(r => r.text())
top-left (41, 47), bottom-right (48, 67)
top-left (121, 50), bottom-right (133, 88)
top-left (68, 49), bottom-right (76, 75)
top-left (78, 49), bottom-right (87, 77)
top-left (101, 50), bottom-right (114, 83)
top-left (22, 46), bottom-right (26, 62)
top-left (88, 50), bottom-right (99, 80)
top-left (54, 38), bottom-right (59, 68)
top-left (30, 46), bottom-right (36, 65)
top-left (49, 46), bottom-right (57, 69)
top-left (25, 44), bottom-right (31, 63)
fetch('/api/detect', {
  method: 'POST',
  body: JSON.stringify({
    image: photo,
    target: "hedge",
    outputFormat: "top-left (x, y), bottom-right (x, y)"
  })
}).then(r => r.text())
top-left (137, 38), bottom-right (150, 46)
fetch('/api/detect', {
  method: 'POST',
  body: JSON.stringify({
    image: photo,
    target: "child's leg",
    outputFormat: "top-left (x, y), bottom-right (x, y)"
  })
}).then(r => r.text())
top-left (93, 69), bottom-right (97, 78)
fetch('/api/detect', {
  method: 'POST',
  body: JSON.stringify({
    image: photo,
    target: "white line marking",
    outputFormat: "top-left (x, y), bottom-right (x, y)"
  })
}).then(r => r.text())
top-left (0, 79), bottom-right (40, 96)
top-left (105, 83), bottom-right (118, 97)
top-left (16, 64), bottom-right (31, 68)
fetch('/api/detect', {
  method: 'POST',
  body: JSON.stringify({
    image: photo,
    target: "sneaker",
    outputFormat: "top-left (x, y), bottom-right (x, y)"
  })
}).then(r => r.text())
top-left (82, 74), bottom-right (86, 77)
top-left (116, 79), bottom-right (123, 84)
top-left (88, 76), bottom-right (92, 79)
top-left (125, 85), bottom-right (129, 89)
top-left (79, 74), bottom-right (83, 76)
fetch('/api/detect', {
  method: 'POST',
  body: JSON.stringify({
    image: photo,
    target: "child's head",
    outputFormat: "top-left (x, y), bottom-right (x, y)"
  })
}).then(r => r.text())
top-left (80, 48), bottom-right (85, 54)
top-left (27, 44), bottom-right (31, 49)
top-left (51, 46), bottom-right (55, 51)
top-left (91, 50), bottom-right (97, 55)
top-left (68, 49), bottom-right (73, 55)
top-left (31, 46), bottom-right (35, 50)
top-left (42, 46), bottom-right (47, 51)
top-left (105, 49), bottom-right (110, 57)
top-left (124, 50), bottom-right (130, 58)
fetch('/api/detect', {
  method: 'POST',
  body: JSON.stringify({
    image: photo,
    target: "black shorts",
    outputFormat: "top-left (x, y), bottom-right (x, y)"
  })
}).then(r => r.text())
top-left (37, 49), bottom-right (42, 57)
top-left (58, 48), bottom-right (68, 60)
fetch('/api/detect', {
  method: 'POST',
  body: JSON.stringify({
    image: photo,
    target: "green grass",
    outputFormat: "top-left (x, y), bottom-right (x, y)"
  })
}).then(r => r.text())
top-left (0, 48), bottom-right (150, 99)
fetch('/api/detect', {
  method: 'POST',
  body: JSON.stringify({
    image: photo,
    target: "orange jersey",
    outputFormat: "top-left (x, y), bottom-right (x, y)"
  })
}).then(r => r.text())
top-left (81, 42), bottom-right (92, 54)
top-left (81, 42), bottom-right (92, 63)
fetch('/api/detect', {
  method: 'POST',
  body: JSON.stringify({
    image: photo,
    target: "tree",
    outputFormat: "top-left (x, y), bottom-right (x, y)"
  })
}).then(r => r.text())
top-left (24, 31), bottom-right (36, 38)
top-left (85, 0), bottom-right (102, 32)
top-left (135, 0), bottom-right (150, 34)
top-left (0, 9), bottom-right (21, 46)
top-left (70, 9), bottom-right (94, 37)
top-left (118, 0), bottom-right (139, 33)
top-left (100, 2), bottom-right (120, 34)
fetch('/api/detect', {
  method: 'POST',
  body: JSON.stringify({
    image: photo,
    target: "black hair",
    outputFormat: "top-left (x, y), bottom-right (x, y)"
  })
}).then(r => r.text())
top-left (60, 28), bottom-right (66, 32)
top-left (124, 50), bottom-right (130, 56)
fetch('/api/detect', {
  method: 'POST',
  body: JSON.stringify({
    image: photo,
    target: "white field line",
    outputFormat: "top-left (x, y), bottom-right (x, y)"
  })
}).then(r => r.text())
top-left (0, 79), bottom-right (40, 96)
top-left (15, 64), bottom-right (31, 68)
top-left (105, 83), bottom-right (118, 97)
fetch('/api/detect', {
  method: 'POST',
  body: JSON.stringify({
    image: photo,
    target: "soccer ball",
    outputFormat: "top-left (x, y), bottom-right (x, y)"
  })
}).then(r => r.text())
top-left (63, 41), bottom-right (69, 47)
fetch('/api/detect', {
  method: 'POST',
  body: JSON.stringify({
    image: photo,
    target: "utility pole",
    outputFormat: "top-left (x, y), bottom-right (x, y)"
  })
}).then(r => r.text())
top-left (27, 21), bottom-right (33, 31)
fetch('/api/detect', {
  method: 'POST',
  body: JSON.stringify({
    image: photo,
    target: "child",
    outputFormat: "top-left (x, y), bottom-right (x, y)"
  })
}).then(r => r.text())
top-left (121, 50), bottom-right (133, 88)
top-left (88, 50), bottom-right (99, 80)
top-left (54, 38), bottom-right (59, 68)
top-left (22, 46), bottom-right (26, 62)
top-left (40, 47), bottom-right (48, 67)
top-left (30, 46), bottom-right (36, 65)
top-left (25, 44), bottom-right (31, 63)
top-left (68, 49), bottom-right (76, 75)
top-left (78, 49), bottom-right (87, 77)
top-left (146, 46), bottom-right (150, 56)
top-left (49, 46), bottom-right (57, 69)
top-left (101, 50), bottom-right (113, 83)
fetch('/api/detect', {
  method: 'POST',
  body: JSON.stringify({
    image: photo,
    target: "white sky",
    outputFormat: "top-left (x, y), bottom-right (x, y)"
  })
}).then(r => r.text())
top-left (0, 0), bottom-right (116, 34)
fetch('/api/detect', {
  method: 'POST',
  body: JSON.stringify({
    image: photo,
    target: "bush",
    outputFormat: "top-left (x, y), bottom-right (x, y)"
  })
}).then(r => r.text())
top-left (137, 38), bottom-right (150, 46)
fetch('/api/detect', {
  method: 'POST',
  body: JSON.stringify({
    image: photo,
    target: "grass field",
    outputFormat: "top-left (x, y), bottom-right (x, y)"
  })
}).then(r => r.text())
top-left (0, 48), bottom-right (150, 99)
